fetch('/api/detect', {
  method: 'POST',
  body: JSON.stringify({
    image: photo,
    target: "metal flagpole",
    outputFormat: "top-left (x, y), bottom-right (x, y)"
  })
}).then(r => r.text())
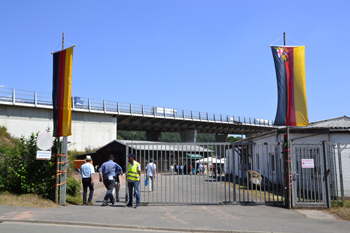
top-left (61, 32), bottom-right (68, 206)
top-left (55, 32), bottom-right (65, 204)
top-left (283, 32), bottom-right (292, 209)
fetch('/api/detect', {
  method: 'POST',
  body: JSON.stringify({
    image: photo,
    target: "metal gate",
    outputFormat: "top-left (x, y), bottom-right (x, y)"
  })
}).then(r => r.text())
top-left (125, 142), bottom-right (285, 205)
top-left (290, 142), bottom-right (329, 207)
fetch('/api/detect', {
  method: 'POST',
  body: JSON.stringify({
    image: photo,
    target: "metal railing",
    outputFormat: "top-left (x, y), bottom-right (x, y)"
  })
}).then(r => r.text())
top-left (0, 87), bottom-right (274, 126)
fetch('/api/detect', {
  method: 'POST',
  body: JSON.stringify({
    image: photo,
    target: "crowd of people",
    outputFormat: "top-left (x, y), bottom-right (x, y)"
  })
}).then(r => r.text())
top-left (170, 162), bottom-right (222, 176)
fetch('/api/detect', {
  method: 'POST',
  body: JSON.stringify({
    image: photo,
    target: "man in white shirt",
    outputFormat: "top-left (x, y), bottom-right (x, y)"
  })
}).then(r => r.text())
top-left (146, 159), bottom-right (156, 192)
top-left (80, 155), bottom-right (95, 205)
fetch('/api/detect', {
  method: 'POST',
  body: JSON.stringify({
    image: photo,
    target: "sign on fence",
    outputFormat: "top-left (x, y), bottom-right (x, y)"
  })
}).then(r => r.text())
top-left (301, 159), bottom-right (314, 168)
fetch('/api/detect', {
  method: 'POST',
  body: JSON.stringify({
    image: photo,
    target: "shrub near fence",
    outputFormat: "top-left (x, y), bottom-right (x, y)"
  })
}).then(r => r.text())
top-left (0, 127), bottom-right (55, 199)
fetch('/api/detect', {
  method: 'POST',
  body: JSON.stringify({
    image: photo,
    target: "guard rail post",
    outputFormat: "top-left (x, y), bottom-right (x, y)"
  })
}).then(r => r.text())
top-left (34, 92), bottom-right (37, 107)
top-left (103, 100), bottom-right (106, 113)
top-left (12, 89), bottom-right (15, 105)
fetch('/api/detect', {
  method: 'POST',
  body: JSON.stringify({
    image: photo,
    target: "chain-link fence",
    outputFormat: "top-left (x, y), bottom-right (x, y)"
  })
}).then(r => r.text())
top-left (328, 143), bottom-right (350, 202)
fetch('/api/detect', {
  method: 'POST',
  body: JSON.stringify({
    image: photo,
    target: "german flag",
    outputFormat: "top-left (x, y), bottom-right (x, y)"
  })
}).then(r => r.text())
top-left (271, 46), bottom-right (309, 126)
top-left (52, 47), bottom-right (74, 137)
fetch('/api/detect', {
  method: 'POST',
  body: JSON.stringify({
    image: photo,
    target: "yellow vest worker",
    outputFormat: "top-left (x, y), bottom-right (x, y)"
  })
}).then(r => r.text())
top-left (126, 153), bottom-right (141, 209)
top-left (127, 161), bottom-right (140, 181)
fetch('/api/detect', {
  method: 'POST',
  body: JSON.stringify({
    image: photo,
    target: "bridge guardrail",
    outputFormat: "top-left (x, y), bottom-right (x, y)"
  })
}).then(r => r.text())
top-left (0, 87), bottom-right (274, 126)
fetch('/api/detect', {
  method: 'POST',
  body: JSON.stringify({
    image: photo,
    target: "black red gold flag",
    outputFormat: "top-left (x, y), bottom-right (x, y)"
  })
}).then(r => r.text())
top-left (52, 47), bottom-right (73, 137)
top-left (271, 46), bottom-right (309, 126)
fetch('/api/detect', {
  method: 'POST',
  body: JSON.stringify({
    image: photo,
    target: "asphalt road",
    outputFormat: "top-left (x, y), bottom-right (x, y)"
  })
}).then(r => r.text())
top-left (1, 172), bottom-right (350, 233)
top-left (0, 222), bottom-right (185, 233)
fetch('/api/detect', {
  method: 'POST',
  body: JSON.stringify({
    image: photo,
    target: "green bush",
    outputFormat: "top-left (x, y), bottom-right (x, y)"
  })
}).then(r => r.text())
top-left (0, 129), bottom-right (55, 199)
top-left (66, 177), bottom-right (81, 197)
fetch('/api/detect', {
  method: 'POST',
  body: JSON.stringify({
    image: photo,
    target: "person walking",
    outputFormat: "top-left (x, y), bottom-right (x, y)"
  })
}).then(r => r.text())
top-left (80, 155), bottom-right (95, 205)
top-left (99, 154), bottom-right (123, 206)
top-left (112, 170), bottom-right (121, 202)
top-left (146, 159), bottom-right (156, 192)
top-left (170, 164), bottom-right (174, 175)
top-left (126, 153), bottom-right (141, 209)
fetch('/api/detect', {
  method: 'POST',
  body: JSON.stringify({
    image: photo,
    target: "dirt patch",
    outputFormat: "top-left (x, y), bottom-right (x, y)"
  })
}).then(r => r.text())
top-left (325, 208), bottom-right (350, 221)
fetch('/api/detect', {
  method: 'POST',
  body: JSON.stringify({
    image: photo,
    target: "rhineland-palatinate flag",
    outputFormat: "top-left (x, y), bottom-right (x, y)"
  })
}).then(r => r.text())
top-left (52, 46), bottom-right (74, 137)
top-left (271, 46), bottom-right (309, 126)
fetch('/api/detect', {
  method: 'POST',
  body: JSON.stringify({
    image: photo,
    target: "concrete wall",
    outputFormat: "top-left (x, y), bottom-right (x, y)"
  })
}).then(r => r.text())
top-left (0, 105), bottom-right (116, 151)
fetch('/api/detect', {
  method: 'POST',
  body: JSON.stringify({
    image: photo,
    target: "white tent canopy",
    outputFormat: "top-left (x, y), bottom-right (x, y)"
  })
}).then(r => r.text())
top-left (195, 157), bottom-right (225, 164)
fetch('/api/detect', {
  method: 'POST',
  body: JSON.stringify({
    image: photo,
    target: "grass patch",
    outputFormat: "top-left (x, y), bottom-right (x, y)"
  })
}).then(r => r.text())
top-left (327, 201), bottom-right (350, 221)
top-left (225, 182), bottom-right (284, 202)
top-left (66, 194), bottom-right (83, 205)
top-left (0, 191), bottom-right (58, 208)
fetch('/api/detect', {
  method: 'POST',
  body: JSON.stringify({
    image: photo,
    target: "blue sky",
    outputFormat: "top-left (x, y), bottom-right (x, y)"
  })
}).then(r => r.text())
top-left (1, 0), bottom-right (349, 123)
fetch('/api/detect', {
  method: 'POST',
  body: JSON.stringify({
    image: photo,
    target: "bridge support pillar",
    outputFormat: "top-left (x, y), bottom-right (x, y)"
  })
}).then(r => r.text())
top-left (215, 134), bottom-right (228, 142)
top-left (215, 134), bottom-right (228, 159)
top-left (146, 131), bottom-right (161, 141)
top-left (180, 129), bottom-right (197, 143)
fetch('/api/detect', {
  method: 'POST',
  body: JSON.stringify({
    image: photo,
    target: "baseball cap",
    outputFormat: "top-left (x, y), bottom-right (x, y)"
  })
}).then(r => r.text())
top-left (128, 153), bottom-right (135, 158)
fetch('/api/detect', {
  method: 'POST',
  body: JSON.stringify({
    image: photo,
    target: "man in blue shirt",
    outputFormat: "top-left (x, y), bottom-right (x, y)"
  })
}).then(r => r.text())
top-left (80, 155), bottom-right (95, 205)
top-left (99, 154), bottom-right (123, 206)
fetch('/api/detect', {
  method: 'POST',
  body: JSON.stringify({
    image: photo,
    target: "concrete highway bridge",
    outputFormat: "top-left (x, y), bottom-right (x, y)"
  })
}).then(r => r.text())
top-left (0, 87), bottom-right (277, 151)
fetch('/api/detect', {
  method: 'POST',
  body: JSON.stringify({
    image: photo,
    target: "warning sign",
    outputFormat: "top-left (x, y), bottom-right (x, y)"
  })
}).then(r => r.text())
top-left (302, 159), bottom-right (314, 168)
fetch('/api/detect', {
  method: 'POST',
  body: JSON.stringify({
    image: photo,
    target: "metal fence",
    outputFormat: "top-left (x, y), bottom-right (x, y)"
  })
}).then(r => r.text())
top-left (125, 142), bottom-right (285, 205)
top-left (124, 141), bottom-right (348, 207)
top-left (328, 143), bottom-right (350, 202)
top-left (0, 87), bottom-right (274, 126)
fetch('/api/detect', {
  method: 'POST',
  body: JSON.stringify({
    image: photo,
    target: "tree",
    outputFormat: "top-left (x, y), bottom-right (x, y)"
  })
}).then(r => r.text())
top-left (227, 136), bottom-right (242, 142)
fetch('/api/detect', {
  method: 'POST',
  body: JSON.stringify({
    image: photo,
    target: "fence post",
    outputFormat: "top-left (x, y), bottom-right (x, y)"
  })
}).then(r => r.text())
top-left (125, 144), bottom-right (129, 204)
top-left (324, 141), bottom-right (332, 208)
top-left (88, 98), bottom-right (91, 111)
top-left (283, 132), bottom-right (291, 209)
top-left (337, 143), bottom-right (345, 203)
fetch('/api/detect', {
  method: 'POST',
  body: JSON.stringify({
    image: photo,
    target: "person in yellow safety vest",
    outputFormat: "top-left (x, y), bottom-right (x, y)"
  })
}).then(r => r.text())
top-left (125, 153), bottom-right (141, 209)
